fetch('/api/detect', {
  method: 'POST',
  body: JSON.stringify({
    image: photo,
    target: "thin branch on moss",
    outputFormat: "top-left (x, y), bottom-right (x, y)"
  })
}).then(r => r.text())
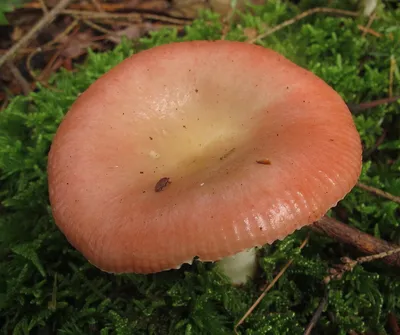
top-left (324, 246), bottom-right (400, 283)
top-left (357, 24), bottom-right (382, 38)
top-left (248, 7), bottom-right (359, 44)
top-left (63, 9), bottom-right (140, 22)
top-left (62, 9), bottom-right (192, 25)
top-left (356, 182), bottom-right (400, 204)
top-left (234, 235), bottom-right (310, 334)
top-left (363, 130), bottom-right (386, 159)
top-left (0, 0), bottom-right (74, 69)
top-left (303, 288), bottom-right (329, 335)
top-left (38, 0), bottom-right (48, 13)
top-left (347, 96), bottom-right (400, 114)
top-left (361, 11), bottom-right (376, 38)
top-left (312, 216), bottom-right (400, 268)
top-left (389, 55), bottom-right (396, 98)
top-left (353, 247), bottom-right (400, 265)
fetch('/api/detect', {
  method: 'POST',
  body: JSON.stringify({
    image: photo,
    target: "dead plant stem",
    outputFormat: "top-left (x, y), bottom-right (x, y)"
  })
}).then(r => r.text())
top-left (312, 216), bottom-right (400, 268)
top-left (62, 9), bottom-right (192, 25)
top-left (234, 235), bottom-right (310, 333)
top-left (361, 11), bottom-right (376, 38)
top-left (248, 7), bottom-right (359, 44)
top-left (357, 182), bottom-right (400, 204)
top-left (0, 0), bottom-right (74, 69)
top-left (6, 61), bottom-right (31, 95)
top-left (38, 0), bottom-right (48, 13)
top-left (25, 19), bottom-right (79, 80)
top-left (303, 288), bottom-right (329, 335)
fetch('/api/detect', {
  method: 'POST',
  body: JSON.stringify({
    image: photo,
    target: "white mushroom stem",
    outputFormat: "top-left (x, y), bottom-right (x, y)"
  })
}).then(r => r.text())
top-left (362, 0), bottom-right (378, 16)
top-left (216, 247), bottom-right (258, 285)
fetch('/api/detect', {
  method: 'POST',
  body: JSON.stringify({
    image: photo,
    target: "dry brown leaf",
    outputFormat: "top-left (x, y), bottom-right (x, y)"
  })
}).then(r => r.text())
top-left (60, 30), bottom-right (102, 59)
top-left (106, 24), bottom-right (153, 44)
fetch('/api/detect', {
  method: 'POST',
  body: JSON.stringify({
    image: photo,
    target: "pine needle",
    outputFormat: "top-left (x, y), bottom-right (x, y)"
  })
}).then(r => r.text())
top-left (356, 182), bottom-right (400, 204)
top-left (248, 7), bottom-right (359, 44)
top-left (234, 235), bottom-right (310, 334)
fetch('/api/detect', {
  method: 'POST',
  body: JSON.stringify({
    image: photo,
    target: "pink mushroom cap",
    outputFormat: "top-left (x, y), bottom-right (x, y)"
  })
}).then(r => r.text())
top-left (47, 40), bottom-right (362, 274)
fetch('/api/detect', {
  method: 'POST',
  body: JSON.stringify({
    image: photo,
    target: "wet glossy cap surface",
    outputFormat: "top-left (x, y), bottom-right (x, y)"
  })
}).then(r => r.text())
top-left (47, 41), bottom-right (362, 273)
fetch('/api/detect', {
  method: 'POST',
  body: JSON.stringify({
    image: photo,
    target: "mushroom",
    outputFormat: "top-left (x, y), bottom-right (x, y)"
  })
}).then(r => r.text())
top-left (47, 41), bottom-right (362, 285)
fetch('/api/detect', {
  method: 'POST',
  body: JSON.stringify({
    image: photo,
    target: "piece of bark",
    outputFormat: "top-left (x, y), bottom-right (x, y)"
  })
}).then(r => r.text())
top-left (312, 216), bottom-right (400, 267)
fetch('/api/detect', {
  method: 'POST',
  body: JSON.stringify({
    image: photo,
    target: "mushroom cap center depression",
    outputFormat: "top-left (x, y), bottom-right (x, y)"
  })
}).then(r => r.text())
top-left (48, 41), bottom-right (362, 273)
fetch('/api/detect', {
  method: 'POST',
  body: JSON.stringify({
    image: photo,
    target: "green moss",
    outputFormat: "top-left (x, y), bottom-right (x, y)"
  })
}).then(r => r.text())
top-left (1, 1), bottom-right (399, 334)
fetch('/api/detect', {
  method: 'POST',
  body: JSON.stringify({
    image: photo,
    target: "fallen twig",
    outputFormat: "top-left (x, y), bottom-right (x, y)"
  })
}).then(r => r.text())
top-left (303, 288), bottom-right (329, 335)
top-left (356, 182), bottom-right (400, 204)
top-left (26, 19), bottom-right (79, 82)
top-left (248, 7), bottom-right (359, 44)
top-left (361, 11), bottom-right (376, 38)
top-left (347, 96), bottom-right (400, 114)
top-left (362, 130), bottom-right (386, 159)
top-left (62, 9), bottom-right (192, 25)
top-left (234, 235), bottom-right (310, 334)
top-left (324, 247), bottom-right (400, 283)
top-left (24, 1), bottom-right (163, 12)
top-left (63, 9), bottom-right (141, 22)
top-left (0, 0), bottom-right (74, 69)
top-left (234, 211), bottom-right (400, 333)
top-left (389, 55), bottom-right (396, 98)
top-left (357, 24), bottom-right (382, 38)
top-left (37, 47), bottom-right (64, 83)
top-left (312, 216), bottom-right (400, 268)
top-left (349, 248), bottom-right (400, 266)
top-left (38, 0), bottom-right (48, 13)
top-left (6, 61), bottom-right (31, 95)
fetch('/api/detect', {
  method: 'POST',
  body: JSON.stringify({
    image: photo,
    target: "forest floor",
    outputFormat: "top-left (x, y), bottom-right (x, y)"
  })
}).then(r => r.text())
top-left (0, 1), bottom-right (399, 334)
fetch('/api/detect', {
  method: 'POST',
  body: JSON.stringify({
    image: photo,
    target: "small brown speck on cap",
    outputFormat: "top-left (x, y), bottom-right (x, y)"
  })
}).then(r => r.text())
top-left (220, 148), bottom-right (236, 160)
top-left (155, 177), bottom-right (171, 192)
top-left (256, 159), bottom-right (271, 165)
